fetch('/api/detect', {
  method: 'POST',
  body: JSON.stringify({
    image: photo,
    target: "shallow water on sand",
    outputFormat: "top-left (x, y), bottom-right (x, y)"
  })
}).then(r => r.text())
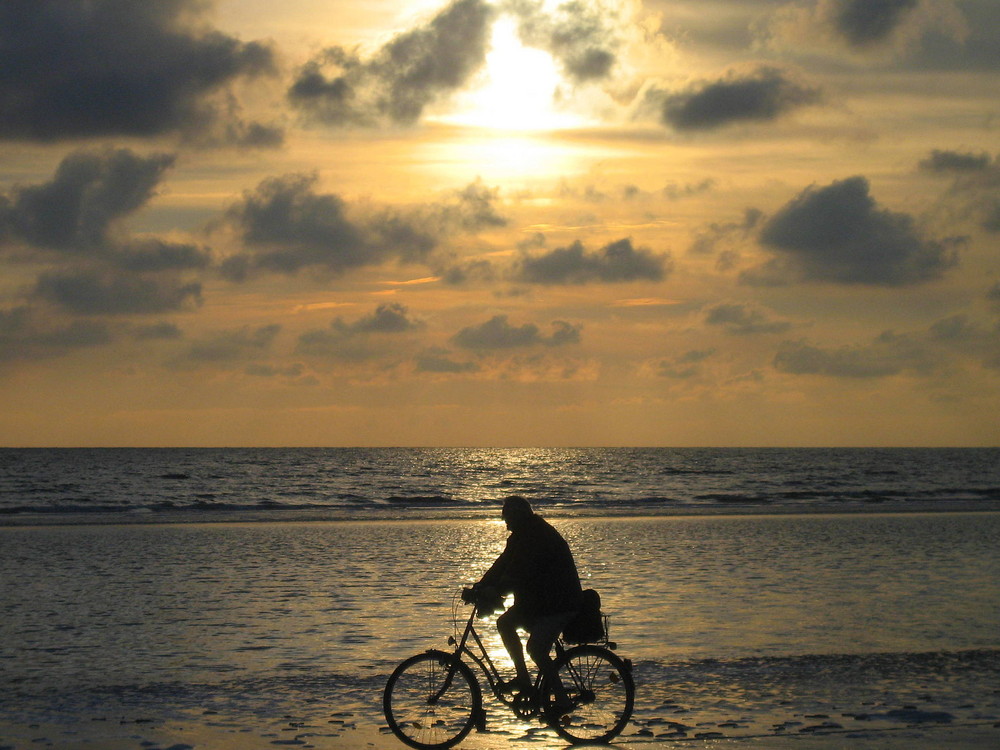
top-left (2, 513), bottom-right (999, 745)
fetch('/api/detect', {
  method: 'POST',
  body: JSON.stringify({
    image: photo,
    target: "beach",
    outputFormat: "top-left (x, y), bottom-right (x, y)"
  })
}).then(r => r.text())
top-left (3, 511), bottom-right (998, 750)
top-left (2, 718), bottom-right (998, 749)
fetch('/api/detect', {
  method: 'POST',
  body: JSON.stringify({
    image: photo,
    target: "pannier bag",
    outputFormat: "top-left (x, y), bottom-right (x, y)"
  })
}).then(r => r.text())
top-left (562, 588), bottom-right (605, 644)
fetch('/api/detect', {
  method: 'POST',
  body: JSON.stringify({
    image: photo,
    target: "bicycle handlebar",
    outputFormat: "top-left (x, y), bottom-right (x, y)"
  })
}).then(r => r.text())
top-left (462, 585), bottom-right (505, 616)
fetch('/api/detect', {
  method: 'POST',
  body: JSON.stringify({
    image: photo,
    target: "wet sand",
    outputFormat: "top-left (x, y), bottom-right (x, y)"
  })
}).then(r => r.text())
top-left (3, 515), bottom-right (997, 749)
top-left (2, 716), bottom-right (998, 750)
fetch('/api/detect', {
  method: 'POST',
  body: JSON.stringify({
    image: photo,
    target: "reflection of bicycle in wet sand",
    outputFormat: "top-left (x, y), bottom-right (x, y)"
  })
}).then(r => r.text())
top-left (383, 588), bottom-right (634, 748)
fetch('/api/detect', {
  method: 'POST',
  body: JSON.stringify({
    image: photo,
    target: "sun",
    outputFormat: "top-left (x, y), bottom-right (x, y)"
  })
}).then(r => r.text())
top-left (442, 16), bottom-right (583, 132)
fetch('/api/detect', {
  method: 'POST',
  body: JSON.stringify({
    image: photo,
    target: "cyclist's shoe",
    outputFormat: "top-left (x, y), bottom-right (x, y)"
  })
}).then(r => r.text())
top-left (547, 696), bottom-right (576, 718)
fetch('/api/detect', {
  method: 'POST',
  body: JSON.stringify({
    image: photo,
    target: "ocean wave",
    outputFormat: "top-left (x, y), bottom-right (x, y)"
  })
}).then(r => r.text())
top-left (2, 447), bottom-right (999, 522)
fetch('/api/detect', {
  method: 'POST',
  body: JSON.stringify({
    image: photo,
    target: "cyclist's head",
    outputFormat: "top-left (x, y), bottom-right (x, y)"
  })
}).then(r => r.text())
top-left (502, 495), bottom-right (534, 530)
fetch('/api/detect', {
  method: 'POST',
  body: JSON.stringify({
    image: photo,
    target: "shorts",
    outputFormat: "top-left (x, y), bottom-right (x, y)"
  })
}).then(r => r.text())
top-left (500, 604), bottom-right (577, 661)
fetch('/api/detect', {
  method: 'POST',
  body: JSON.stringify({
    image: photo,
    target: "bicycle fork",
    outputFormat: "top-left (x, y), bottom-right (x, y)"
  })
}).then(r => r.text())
top-left (428, 654), bottom-right (487, 734)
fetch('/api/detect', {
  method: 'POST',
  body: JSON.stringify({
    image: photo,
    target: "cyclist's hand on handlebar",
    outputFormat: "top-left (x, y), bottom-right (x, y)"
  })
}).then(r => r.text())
top-left (461, 586), bottom-right (477, 605)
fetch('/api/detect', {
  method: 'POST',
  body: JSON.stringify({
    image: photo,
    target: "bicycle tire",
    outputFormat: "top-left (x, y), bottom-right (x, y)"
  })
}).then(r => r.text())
top-left (543, 644), bottom-right (634, 744)
top-left (383, 649), bottom-right (482, 750)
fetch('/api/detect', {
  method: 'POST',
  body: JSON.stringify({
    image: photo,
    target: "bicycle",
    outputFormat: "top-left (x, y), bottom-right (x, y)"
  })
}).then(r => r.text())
top-left (383, 588), bottom-right (634, 748)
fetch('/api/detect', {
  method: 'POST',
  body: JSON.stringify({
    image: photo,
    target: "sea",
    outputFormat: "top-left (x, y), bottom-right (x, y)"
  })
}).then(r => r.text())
top-left (2, 447), bottom-right (999, 747)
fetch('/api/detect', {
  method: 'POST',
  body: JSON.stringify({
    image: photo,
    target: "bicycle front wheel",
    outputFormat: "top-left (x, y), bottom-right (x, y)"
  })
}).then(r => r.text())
top-left (543, 645), bottom-right (634, 744)
top-left (383, 649), bottom-right (482, 750)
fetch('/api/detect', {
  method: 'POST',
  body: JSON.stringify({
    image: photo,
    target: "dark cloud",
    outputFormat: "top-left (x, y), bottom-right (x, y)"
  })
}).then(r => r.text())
top-left (663, 178), bottom-right (716, 201)
top-left (244, 363), bottom-right (306, 379)
top-left (919, 149), bottom-right (993, 174)
top-left (514, 238), bottom-right (670, 284)
top-left (332, 303), bottom-right (424, 336)
top-left (705, 303), bottom-right (792, 335)
top-left (438, 180), bottom-right (508, 232)
top-left (920, 150), bottom-right (1000, 234)
top-left (415, 348), bottom-right (479, 373)
top-left (830, 0), bottom-right (919, 48)
top-left (0, 149), bottom-right (175, 252)
top-left (775, 312), bottom-right (1000, 377)
top-left (0, 0), bottom-right (276, 143)
top-left (0, 148), bottom-right (210, 313)
top-left (34, 269), bottom-right (202, 315)
top-left (288, 0), bottom-right (493, 127)
top-left (773, 332), bottom-right (932, 378)
top-left (757, 0), bottom-right (968, 63)
top-left (225, 173), bottom-right (370, 275)
top-left (452, 314), bottom-right (581, 349)
top-left (658, 347), bottom-right (715, 379)
top-left (688, 208), bottom-right (762, 256)
top-left (134, 322), bottom-right (183, 341)
top-left (224, 174), bottom-right (505, 280)
top-left (988, 282), bottom-right (1000, 311)
top-left (440, 258), bottom-right (498, 285)
top-left (908, 0), bottom-right (999, 72)
top-left (658, 66), bottom-right (822, 131)
top-left (109, 238), bottom-right (211, 272)
top-left (928, 313), bottom-right (979, 342)
top-left (506, 0), bottom-right (619, 82)
top-left (296, 304), bottom-right (423, 360)
top-left (753, 176), bottom-right (959, 285)
top-left (184, 324), bottom-right (281, 363)
top-left (0, 306), bottom-right (112, 361)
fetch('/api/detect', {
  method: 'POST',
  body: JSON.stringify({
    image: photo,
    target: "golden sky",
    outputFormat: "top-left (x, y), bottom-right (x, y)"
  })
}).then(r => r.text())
top-left (1, 0), bottom-right (998, 446)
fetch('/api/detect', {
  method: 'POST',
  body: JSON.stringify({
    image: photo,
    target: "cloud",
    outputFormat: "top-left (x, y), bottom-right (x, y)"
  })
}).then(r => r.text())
top-left (34, 269), bottom-right (202, 315)
top-left (0, 149), bottom-right (175, 252)
top-left (750, 175), bottom-right (959, 285)
top-left (828, 0), bottom-right (920, 48)
top-left (439, 258), bottom-right (498, 285)
top-left (505, 0), bottom-right (620, 83)
top-left (773, 311), bottom-right (1000, 378)
top-left (0, 148), bottom-right (211, 318)
top-left (415, 348), bottom-right (479, 373)
top-left (759, 0), bottom-right (969, 61)
top-left (437, 180), bottom-right (508, 232)
top-left (224, 173), bottom-right (369, 276)
top-left (288, 0), bottom-right (493, 127)
top-left (134, 322), bottom-right (183, 341)
top-left (0, 0), bottom-right (276, 143)
top-left (0, 306), bottom-right (112, 361)
top-left (663, 178), bottom-right (716, 201)
top-left (688, 208), bottom-right (762, 256)
top-left (704, 303), bottom-right (792, 335)
top-left (654, 66), bottom-right (822, 132)
top-left (773, 333), bottom-right (931, 378)
top-left (919, 149), bottom-right (993, 174)
top-left (296, 304), bottom-right (424, 360)
top-left (452, 315), bottom-right (581, 349)
top-left (107, 238), bottom-right (212, 273)
top-left (657, 348), bottom-right (716, 379)
top-left (513, 238), bottom-right (670, 284)
top-left (333, 303), bottom-right (425, 336)
top-left (988, 282), bottom-right (1000, 311)
top-left (183, 324), bottom-right (281, 363)
top-left (920, 149), bottom-right (1000, 233)
top-left (223, 174), bottom-right (505, 280)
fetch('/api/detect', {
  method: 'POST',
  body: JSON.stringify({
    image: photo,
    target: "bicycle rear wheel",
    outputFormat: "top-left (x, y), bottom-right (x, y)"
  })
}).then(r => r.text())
top-left (383, 649), bottom-right (482, 750)
top-left (543, 645), bottom-right (634, 744)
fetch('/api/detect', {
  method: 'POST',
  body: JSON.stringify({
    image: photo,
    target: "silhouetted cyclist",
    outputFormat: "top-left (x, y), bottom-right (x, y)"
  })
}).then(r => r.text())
top-left (469, 495), bottom-right (583, 701)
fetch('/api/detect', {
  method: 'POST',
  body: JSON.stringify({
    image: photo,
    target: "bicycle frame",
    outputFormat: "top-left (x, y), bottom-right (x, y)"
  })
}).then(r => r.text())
top-left (446, 605), bottom-right (525, 700)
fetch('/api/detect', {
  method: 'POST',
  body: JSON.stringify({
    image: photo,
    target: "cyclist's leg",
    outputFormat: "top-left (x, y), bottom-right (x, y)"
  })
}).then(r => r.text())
top-left (525, 612), bottom-right (575, 705)
top-left (497, 606), bottom-right (531, 689)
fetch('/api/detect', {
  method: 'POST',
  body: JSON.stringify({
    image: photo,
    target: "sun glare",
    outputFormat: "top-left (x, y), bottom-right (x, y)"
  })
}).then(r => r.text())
top-left (444, 17), bottom-right (582, 132)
